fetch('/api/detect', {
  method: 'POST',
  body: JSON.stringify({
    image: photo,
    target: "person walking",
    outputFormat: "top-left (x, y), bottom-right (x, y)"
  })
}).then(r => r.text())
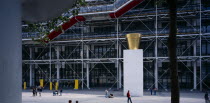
top-left (127, 90), bottom-right (132, 103)
top-left (150, 88), bottom-right (153, 95)
top-left (205, 92), bottom-right (209, 103)
top-left (38, 86), bottom-right (42, 96)
top-left (35, 87), bottom-right (38, 96)
top-left (60, 88), bottom-right (63, 96)
top-left (105, 89), bottom-right (108, 98)
top-left (32, 88), bottom-right (36, 96)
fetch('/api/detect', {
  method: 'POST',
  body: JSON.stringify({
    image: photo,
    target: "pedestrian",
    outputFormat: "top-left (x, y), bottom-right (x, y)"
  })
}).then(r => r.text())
top-left (205, 92), bottom-right (209, 103)
top-left (60, 88), bottom-right (63, 96)
top-left (150, 88), bottom-right (153, 95)
top-left (38, 86), bottom-right (42, 96)
top-left (127, 90), bottom-right (132, 103)
top-left (32, 88), bottom-right (36, 96)
top-left (35, 87), bottom-right (37, 96)
top-left (154, 88), bottom-right (158, 95)
top-left (105, 89), bottom-right (108, 98)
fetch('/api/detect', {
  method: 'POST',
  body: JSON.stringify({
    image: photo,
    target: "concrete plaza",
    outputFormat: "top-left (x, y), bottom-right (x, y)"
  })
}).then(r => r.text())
top-left (22, 89), bottom-right (205, 103)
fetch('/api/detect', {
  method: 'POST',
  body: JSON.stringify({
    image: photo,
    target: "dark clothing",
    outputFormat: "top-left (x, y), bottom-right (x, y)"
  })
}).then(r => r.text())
top-left (53, 91), bottom-right (58, 96)
top-left (38, 88), bottom-right (42, 96)
top-left (127, 97), bottom-right (132, 103)
top-left (60, 89), bottom-right (63, 96)
top-left (205, 93), bottom-right (209, 100)
top-left (150, 89), bottom-right (153, 95)
top-left (108, 94), bottom-right (114, 98)
top-left (35, 88), bottom-right (37, 96)
top-left (32, 89), bottom-right (36, 96)
top-left (154, 88), bottom-right (157, 95)
top-left (205, 93), bottom-right (209, 103)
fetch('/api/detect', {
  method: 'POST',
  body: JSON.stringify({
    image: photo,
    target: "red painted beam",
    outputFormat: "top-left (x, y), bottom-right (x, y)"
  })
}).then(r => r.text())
top-left (48, 16), bottom-right (85, 40)
top-left (109, 0), bottom-right (144, 18)
top-left (47, 0), bottom-right (144, 41)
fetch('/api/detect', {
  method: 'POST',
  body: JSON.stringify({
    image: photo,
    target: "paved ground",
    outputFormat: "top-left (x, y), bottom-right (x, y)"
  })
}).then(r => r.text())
top-left (22, 89), bottom-right (205, 103)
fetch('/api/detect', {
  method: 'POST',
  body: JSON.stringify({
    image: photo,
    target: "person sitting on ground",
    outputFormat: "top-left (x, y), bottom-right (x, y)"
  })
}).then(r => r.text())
top-left (53, 90), bottom-right (59, 96)
top-left (108, 94), bottom-right (114, 98)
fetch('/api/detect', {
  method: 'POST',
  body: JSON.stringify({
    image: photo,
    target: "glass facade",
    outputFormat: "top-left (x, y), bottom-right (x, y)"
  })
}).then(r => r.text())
top-left (22, 0), bottom-right (210, 91)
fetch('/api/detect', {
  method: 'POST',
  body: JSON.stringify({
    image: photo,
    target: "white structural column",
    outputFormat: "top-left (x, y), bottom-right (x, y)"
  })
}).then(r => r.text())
top-left (123, 50), bottom-right (143, 97)
top-left (193, 41), bottom-right (197, 90)
top-left (116, 18), bottom-right (120, 89)
top-left (119, 62), bottom-right (122, 89)
top-left (29, 48), bottom-right (33, 87)
top-left (119, 44), bottom-right (122, 89)
top-left (199, 0), bottom-right (202, 91)
top-left (154, 1), bottom-right (158, 89)
top-left (115, 44), bottom-right (119, 89)
top-left (56, 46), bottom-right (60, 85)
top-left (193, 61), bottom-right (197, 90)
top-left (86, 63), bottom-right (90, 89)
top-left (86, 45), bottom-right (90, 89)
top-left (154, 59), bottom-right (158, 89)
top-left (0, 0), bottom-right (21, 103)
top-left (49, 44), bottom-right (52, 82)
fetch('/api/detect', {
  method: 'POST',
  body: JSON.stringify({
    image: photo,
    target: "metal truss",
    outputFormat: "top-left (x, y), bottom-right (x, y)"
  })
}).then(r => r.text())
top-left (22, 0), bottom-right (210, 91)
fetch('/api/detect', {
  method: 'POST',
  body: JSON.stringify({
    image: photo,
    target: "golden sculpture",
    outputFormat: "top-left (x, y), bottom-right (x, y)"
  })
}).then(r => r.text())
top-left (126, 33), bottom-right (141, 50)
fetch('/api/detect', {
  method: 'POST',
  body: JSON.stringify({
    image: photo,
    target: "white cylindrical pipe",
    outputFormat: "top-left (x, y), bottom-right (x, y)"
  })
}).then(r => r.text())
top-left (29, 48), bottom-right (33, 87)
top-left (0, 0), bottom-right (22, 103)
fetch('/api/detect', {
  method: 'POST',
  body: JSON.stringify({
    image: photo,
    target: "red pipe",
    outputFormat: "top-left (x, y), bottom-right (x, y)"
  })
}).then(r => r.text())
top-left (109, 0), bottom-right (144, 18)
top-left (47, 0), bottom-right (144, 41)
top-left (48, 16), bottom-right (85, 40)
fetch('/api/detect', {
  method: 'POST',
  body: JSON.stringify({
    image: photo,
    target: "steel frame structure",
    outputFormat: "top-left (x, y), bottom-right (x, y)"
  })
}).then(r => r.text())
top-left (22, 0), bottom-right (210, 91)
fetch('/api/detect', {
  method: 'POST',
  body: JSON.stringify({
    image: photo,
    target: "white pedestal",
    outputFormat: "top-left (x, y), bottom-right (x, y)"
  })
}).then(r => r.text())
top-left (123, 49), bottom-right (143, 97)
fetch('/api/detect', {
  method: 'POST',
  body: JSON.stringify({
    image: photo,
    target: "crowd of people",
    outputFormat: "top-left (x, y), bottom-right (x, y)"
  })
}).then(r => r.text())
top-left (150, 88), bottom-right (158, 95)
top-left (32, 86), bottom-right (62, 96)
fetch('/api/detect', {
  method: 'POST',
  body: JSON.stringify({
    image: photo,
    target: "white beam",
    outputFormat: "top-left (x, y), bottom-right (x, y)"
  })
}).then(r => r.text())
top-left (119, 44), bottom-right (122, 89)
top-left (29, 48), bottom-right (33, 87)
top-left (154, 59), bottom-right (158, 89)
top-left (87, 63), bottom-right (90, 89)
top-left (86, 45), bottom-right (90, 89)
top-left (155, 2), bottom-right (158, 89)
top-left (119, 62), bottom-right (122, 89)
top-left (193, 40), bottom-right (197, 90)
top-left (199, 0), bottom-right (202, 91)
top-left (56, 46), bottom-right (60, 85)
top-left (193, 61), bottom-right (197, 90)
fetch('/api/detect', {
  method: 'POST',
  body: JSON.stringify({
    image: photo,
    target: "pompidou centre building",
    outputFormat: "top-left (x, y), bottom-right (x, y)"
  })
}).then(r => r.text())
top-left (22, 0), bottom-right (210, 91)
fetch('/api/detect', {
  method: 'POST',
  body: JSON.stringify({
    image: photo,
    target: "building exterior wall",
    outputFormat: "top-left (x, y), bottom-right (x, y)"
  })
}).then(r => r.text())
top-left (22, 0), bottom-right (210, 91)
